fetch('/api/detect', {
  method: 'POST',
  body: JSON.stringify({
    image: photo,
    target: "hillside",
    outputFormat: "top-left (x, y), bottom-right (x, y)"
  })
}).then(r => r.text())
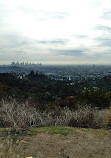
top-left (0, 72), bottom-right (111, 158)
top-left (0, 127), bottom-right (111, 158)
top-left (0, 66), bottom-right (30, 73)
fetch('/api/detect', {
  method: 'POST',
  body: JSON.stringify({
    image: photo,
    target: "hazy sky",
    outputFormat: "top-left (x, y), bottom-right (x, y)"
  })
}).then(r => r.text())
top-left (0, 0), bottom-right (111, 65)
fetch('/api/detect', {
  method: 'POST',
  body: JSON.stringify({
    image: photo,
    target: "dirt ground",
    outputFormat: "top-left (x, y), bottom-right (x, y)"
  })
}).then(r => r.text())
top-left (0, 128), bottom-right (111, 158)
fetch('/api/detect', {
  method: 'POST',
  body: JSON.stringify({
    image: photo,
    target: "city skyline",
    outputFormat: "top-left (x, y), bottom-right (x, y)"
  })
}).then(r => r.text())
top-left (0, 0), bottom-right (111, 65)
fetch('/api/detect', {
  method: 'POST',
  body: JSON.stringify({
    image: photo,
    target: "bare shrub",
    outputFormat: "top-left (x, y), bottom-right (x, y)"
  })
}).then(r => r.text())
top-left (0, 99), bottom-right (109, 128)
top-left (106, 107), bottom-right (111, 128)
top-left (56, 96), bottom-right (77, 109)
top-left (66, 106), bottom-right (109, 129)
top-left (0, 99), bottom-right (65, 128)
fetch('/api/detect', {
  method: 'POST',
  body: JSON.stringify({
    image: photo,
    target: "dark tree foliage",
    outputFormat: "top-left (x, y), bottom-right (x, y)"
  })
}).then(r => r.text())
top-left (0, 72), bottom-right (111, 109)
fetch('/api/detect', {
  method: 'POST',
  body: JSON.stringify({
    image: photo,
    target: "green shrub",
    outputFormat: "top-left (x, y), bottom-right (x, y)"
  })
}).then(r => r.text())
top-left (79, 88), bottom-right (111, 109)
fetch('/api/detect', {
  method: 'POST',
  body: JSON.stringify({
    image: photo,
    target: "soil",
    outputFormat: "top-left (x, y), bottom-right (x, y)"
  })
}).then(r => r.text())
top-left (0, 128), bottom-right (111, 158)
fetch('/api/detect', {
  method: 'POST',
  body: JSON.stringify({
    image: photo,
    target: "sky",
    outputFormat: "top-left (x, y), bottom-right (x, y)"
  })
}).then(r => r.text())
top-left (0, 0), bottom-right (111, 65)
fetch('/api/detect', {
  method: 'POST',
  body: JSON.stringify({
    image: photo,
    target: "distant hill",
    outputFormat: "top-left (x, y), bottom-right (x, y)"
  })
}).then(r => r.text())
top-left (0, 66), bottom-right (31, 73)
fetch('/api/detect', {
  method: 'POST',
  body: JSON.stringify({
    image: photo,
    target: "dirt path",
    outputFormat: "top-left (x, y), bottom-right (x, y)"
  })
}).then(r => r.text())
top-left (0, 128), bottom-right (111, 158)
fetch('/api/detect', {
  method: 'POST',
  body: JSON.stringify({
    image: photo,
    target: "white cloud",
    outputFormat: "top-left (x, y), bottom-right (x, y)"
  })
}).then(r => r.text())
top-left (0, 0), bottom-right (111, 64)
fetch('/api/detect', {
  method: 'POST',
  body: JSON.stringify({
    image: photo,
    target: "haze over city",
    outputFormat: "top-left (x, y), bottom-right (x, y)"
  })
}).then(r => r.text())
top-left (0, 0), bottom-right (111, 65)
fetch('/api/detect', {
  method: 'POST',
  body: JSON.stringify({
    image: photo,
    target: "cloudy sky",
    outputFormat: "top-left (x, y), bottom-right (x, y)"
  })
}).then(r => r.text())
top-left (0, 0), bottom-right (111, 65)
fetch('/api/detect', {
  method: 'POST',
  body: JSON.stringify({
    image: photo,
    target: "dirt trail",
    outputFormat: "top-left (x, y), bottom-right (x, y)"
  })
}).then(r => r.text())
top-left (0, 128), bottom-right (111, 158)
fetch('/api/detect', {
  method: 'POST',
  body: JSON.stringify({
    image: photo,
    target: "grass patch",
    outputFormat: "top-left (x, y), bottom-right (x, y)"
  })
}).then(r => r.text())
top-left (0, 127), bottom-right (111, 138)
top-left (0, 127), bottom-right (74, 136)
top-left (38, 126), bottom-right (73, 135)
top-left (30, 126), bottom-right (74, 136)
top-left (32, 127), bottom-right (111, 137)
